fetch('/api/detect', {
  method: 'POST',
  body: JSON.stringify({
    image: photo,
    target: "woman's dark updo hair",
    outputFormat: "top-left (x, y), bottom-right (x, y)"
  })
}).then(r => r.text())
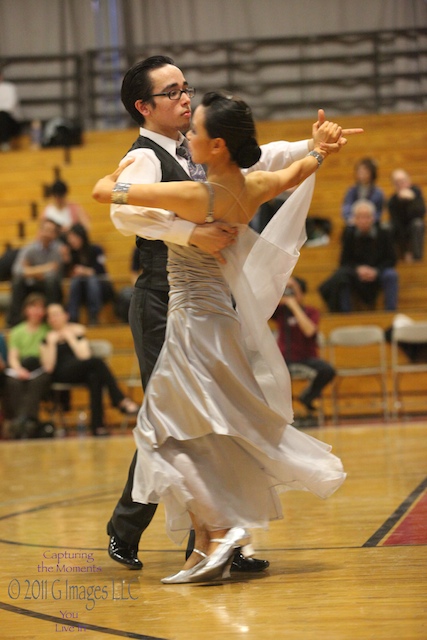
top-left (201, 91), bottom-right (261, 168)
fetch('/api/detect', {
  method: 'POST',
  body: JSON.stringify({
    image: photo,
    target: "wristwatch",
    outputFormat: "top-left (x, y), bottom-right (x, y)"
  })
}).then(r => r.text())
top-left (307, 150), bottom-right (324, 167)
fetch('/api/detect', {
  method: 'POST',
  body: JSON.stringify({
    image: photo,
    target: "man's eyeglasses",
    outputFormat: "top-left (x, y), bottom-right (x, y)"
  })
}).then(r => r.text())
top-left (150, 87), bottom-right (196, 101)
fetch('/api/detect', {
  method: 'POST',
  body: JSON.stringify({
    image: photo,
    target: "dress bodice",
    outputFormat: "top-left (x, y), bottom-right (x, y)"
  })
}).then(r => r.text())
top-left (166, 243), bottom-right (235, 319)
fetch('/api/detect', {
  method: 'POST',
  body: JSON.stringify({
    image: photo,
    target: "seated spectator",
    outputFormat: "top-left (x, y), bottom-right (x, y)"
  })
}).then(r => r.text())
top-left (4, 293), bottom-right (51, 439)
top-left (388, 169), bottom-right (426, 263)
top-left (0, 179), bottom-right (88, 286)
top-left (40, 304), bottom-right (139, 436)
top-left (342, 157), bottom-right (384, 225)
top-left (7, 219), bottom-right (64, 327)
top-left (384, 313), bottom-right (427, 363)
top-left (250, 188), bottom-right (331, 247)
top-left (305, 216), bottom-right (331, 247)
top-left (0, 66), bottom-right (21, 152)
top-left (249, 188), bottom-right (294, 234)
top-left (273, 277), bottom-right (335, 415)
top-left (0, 244), bottom-right (19, 282)
top-left (65, 223), bottom-right (114, 325)
top-left (42, 179), bottom-right (90, 234)
top-left (319, 199), bottom-right (399, 312)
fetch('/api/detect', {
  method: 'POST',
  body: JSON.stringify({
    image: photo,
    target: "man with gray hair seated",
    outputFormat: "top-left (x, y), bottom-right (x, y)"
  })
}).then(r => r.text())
top-left (319, 199), bottom-right (399, 312)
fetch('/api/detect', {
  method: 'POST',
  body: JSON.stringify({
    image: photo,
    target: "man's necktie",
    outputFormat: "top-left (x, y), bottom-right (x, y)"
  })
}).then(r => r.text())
top-left (177, 144), bottom-right (206, 182)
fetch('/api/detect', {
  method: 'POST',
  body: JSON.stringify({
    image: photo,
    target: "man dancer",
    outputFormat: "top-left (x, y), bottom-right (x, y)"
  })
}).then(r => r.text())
top-left (107, 55), bottom-right (351, 572)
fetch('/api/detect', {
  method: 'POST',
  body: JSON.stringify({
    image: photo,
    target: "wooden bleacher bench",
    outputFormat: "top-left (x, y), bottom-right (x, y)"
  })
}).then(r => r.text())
top-left (2, 111), bottom-right (427, 424)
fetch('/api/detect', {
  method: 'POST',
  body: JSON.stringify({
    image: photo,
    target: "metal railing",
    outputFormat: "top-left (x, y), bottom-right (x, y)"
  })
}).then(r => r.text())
top-left (3, 28), bottom-right (426, 131)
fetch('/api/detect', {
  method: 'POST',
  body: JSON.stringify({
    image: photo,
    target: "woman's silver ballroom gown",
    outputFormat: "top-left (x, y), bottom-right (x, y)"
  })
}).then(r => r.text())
top-left (132, 176), bottom-right (346, 544)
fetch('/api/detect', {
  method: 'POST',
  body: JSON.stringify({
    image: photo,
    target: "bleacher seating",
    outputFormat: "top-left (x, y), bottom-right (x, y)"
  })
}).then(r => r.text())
top-left (1, 110), bottom-right (426, 427)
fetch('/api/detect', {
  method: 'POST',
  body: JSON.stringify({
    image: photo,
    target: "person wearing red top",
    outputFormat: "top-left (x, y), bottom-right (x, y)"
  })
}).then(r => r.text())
top-left (274, 276), bottom-right (335, 413)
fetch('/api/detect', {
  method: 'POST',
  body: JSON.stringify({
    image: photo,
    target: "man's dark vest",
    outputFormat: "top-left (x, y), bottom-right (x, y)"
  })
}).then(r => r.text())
top-left (129, 136), bottom-right (192, 291)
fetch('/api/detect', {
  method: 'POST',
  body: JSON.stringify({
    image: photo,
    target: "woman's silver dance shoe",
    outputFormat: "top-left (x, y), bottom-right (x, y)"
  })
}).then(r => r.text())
top-left (188, 527), bottom-right (249, 583)
top-left (161, 549), bottom-right (208, 584)
top-left (161, 528), bottom-right (250, 584)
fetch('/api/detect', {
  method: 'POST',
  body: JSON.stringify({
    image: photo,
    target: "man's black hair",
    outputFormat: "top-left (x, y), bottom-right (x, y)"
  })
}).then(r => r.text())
top-left (121, 55), bottom-right (175, 126)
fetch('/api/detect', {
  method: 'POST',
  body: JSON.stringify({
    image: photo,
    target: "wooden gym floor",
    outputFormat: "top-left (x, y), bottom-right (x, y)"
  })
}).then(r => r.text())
top-left (0, 421), bottom-right (426, 640)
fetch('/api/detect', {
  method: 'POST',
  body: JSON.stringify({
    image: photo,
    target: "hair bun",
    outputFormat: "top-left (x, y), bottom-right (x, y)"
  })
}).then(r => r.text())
top-left (233, 136), bottom-right (262, 168)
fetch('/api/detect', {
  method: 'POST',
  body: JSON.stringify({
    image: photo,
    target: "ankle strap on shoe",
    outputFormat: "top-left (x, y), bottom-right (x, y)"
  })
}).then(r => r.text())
top-left (241, 543), bottom-right (255, 558)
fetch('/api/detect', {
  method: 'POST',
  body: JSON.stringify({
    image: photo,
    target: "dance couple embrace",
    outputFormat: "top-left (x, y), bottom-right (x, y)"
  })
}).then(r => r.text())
top-left (93, 61), bottom-right (362, 584)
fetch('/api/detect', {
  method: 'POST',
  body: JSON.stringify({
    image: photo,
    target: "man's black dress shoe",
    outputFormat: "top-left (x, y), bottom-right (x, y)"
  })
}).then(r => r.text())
top-left (107, 523), bottom-right (142, 570)
top-left (231, 551), bottom-right (270, 573)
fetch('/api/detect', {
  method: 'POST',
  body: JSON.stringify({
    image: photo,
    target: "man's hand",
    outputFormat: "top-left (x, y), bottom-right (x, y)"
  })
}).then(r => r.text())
top-left (356, 265), bottom-right (378, 282)
top-left (311, 108), bottom-right (364, 153)
top-left (23, 261), bottom-right (58, 280)
top-left (189, 221), bottom-right (238, 264)
top-left (92, 158), bottom-right (135, 203)
top-left (314, 121), bottom-right (342, 148)
top-left (398, 187), bottom-right (416, 200)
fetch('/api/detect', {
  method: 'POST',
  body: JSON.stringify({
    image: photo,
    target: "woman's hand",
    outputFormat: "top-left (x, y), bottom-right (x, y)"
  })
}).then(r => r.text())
top-left (92, 158), bottom-right (134, 203)
top-left (45, 331), bottom-right (59, 346)
top-left (312, 109), bottom-right (363, 154)
top-left (314, 121), bottom-right (342, 149)
top-left (57, 325), bottom-right (79, 343)
top-left (72, 265), bottom-right (94, 277)
top-left (17, 367), bottom-right (31, 381)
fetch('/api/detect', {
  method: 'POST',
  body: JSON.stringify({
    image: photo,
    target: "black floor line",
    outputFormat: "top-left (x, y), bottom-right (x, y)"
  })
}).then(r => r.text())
top-left (362, 476), bottom-right (427, 547)
top-left (0, 600), bottom-right (169, 640)
top-left (0, 489), bottom-right (116, 522)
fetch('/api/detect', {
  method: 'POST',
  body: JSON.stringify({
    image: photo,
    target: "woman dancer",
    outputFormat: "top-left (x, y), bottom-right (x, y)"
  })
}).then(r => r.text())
top-left (93, 92), bottom-right (353, 583)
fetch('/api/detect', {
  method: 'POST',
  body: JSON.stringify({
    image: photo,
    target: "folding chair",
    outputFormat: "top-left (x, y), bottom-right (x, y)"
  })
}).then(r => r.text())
top-left (328, 325), bottom-right (388, 424)
top-left (391, 321), bottom-right (427, 418)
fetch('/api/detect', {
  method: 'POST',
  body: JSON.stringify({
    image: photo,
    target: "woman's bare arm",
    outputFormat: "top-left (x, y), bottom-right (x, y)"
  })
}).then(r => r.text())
top-left (92, 121), bottom-right (346, 224)
top-left (93, 177), bottom-right (209, 224)
top-left (39, 332), bottom-right (59, 373)
top-left (247, 122), bottom-right (342, 208)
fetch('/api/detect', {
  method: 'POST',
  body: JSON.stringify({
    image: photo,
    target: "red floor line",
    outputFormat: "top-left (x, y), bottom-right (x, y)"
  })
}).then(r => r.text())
top-left (382, 490), bottom-right (427, 546)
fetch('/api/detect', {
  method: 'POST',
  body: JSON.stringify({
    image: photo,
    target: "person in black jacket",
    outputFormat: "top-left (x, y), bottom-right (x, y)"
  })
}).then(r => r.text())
top-left (40, 303), bottom-right (139, 436)
top-left (388, 168), bottom-right (426, 263)
top-left (65, 223), bottom-right (113, 325)
top-left (319, 199), bottom-right (399, 312)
